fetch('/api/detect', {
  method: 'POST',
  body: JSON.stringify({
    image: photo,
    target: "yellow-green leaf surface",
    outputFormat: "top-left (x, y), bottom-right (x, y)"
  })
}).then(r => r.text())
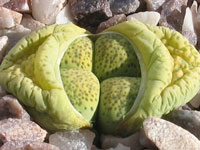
top-left (0, 21), bottom-right (200, 136)
top-left (0, 23), bottom-right (92, 131)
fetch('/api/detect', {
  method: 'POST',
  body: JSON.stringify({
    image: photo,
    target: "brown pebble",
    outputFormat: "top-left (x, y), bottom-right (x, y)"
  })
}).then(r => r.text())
top-left (0, 95), bottom-right (30, 120)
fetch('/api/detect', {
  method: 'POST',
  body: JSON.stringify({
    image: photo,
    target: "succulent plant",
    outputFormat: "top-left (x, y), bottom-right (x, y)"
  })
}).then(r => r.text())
top-left (0, 21), bottom-right (200, 136)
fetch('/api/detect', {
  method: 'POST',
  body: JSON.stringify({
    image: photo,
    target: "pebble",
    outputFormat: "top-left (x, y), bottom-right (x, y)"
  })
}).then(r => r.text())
top-left (69, 0), bottom-right (112, 27)
top-left (127, 11), bottom-right (160, 26)
top-left (101, 131), bottom-right (143, 150)
top-left (139, 129), bottom-right (157, 149)
top-left (0, 95), bottom-right (30, 120)
top-left (49, 129), bottom-right (95, 150)
top-left (145, 0), bottom-right (166, 11)
top-left (0, 25), bottom-right (31, 51)
top-left (56, 4), bottom-right (74, 24)
top-left (143, 117), bottom-right (200, 150)
top-left (0, 118), bottom-right (47, 143)
top-left (164, 109), bottom-right (200, 140)
top-left (0, 7), bottom-right (22, 29)
top-left (106, 143), bottom-right (131, 150)
top-left (21, 14), bottom-right (45, 31)
top-left (32, 0), bottom-right (64, 25)
top-left (3, 0), bottom-right (31, 13)
top-left (0, 140), bottom-right (60, 150)
top-left (182, 7), bottom-right (197, 45)
top-left (96, 14), bottom-right (127, 33)
top-left (109, 0), bottom-right (140, 15)
top-left (159, 0), bottom-right (188, 32)
top-left (0, 0), bottom-right (10, 6)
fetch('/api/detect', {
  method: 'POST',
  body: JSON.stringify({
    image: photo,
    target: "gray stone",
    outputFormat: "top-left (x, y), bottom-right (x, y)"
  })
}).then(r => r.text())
top-left (69, 0), bottom-right (112, 27)
top-left (145, 0), bottom-right (166, 11)
top-left (159, 0), bottom-right (188, 32)
top-left (143, 117), bottom-right (200, 150)
top-left (0, 95), bottom-right (30, 120)
top-left (109, 0), bottom-right (140, 15)
top-left (96, 14), bottom-right (127, 33)
top-left (101, 131), bottom-right (143, 150)
top-left (49, 129), bottom-right (95, 150)
top-left (164, 109), bottom-right (200, 140)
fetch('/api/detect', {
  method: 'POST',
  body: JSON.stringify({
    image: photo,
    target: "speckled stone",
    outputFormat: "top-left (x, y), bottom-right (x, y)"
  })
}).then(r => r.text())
top-left (0, 141), bottom-right (60, 150)
top-left (109, 0), bottom-right (140, 15)
top-left (49, 129), bottom-right (95, 150)
top-left (143, 117), bottom-right (200, 150)
top-left (0, 118), bottom-right (47, 143)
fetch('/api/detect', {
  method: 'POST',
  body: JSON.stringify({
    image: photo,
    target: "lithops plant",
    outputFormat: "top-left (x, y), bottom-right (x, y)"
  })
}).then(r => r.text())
top-left (0, 21), bottom-right (200, 136)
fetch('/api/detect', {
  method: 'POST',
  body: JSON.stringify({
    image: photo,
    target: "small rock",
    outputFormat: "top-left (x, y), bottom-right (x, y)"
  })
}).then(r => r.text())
top-left (101, 131), bottom-right (143, 150)
top-left (191, 1), bottom-right (200, 50)
top-left (127, 11), bottom-right (160, 26)
top-left (56, 4), bottom-right (73, 24)
top-left (0, 141), bottom-right (60, 150)
top-left (0, 118), bottom-right (47, 143)
top-left (164, 109), bottom-right (200, 140)
top-left (137, 0), bottom-right (146, 12)
top-left (106, 143), bottom-right (131, 150)
top-left (69, 0), bottom-right (112, 27)
top-left (145, 0), bottom-right (166, 11)
top-left (0, 25), bottom-right (31, 51)
top-left (21, 14), bottom-right (45, 31)
top-left (32, 0), bottom-right (64, 25)
top-left (3, 0), bottom-right (31, 13)
top-left (143, 117), bottom-right (200, 150)
top-left (0, 7), bottom-right (22, 29)
top-left (49, 129), bottom-right (95, 150)
top-left (0, 95), bottom-right (30, 120)
top-left (182, 7), bottom-right (197, 45)
top-left (109, 0), bottom-right (140, 15)
top-left (0, 0), bottom-right (10, 6)
top-left (139, 129), bottom-right (156, 149)
top-left (96, 14), bottom-right (127, 33)
top-left (0, 36), bottom-right (9, 63)
top-left (159, 0), bottom-right (188, 32)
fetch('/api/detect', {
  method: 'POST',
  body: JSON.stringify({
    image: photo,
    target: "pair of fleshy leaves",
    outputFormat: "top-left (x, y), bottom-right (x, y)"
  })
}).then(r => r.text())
top-left (0, 21), bottom-right (200, 136)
